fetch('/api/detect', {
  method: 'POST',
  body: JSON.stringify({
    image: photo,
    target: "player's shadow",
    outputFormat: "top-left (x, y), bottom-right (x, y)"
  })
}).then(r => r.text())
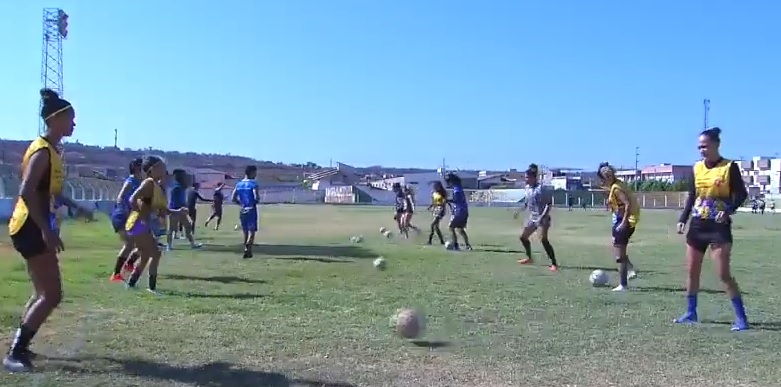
top-left (163, 274), bottom-right (266, 285)
top-left (160, 289), bottom-right (266, 300)
top-left (701, 319), bottom-right (781, 331)
top-left (55, 357), bottom-right (356, 387)
top-left (202, 243), bottom-right (376, 259)
top-left (561, 265), bottom-right (661, 275)
top-left (477, 248), bottom-right (523, 254)
top-left (410, 340), bottom-right (450, 349)
top-left (273, 257), bottom-right (355, 264)
top-left (634, 286), bottom-right (743, 295)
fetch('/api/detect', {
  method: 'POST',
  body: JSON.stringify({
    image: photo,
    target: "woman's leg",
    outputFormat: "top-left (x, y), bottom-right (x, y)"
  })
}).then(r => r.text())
top-left (538, 224), bottom-right (557, 269)
top-left (674, 242), bottom-right (705, 324)
top-left (711, 243), bottom-right (749, 330)
top-left (518, 225), bottom-right (537, 264)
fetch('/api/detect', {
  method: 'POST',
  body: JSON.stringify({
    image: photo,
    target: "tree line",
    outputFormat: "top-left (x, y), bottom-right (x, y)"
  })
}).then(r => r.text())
top-left (624, 179), bottom-right (689, 192)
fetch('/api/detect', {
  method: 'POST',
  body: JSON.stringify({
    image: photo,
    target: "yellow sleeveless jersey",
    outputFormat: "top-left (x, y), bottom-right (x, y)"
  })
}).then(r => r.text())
top-left (432, 192), bottom-right (447, 206)
top-left (8, 137), bottom-right (64, 236)
top-left (691, 159), bottom-right (732, 220)
top-left (125, 179), bottom-right (168, 231)
top-left (608, 180), bottom-right (640, 227)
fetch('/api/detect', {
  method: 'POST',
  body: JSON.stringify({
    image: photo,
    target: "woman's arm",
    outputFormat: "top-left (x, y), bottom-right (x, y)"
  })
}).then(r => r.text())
top-left (116, 180), bottom-right (134, 204)
top-left (19, 150), bottom-right (52, 231)
top-left (129, 179), bottom-right (153, 211)
top-left (678, 172), bottom-right (696, 224)
top-left (727, 162), bottom-right (748, 214)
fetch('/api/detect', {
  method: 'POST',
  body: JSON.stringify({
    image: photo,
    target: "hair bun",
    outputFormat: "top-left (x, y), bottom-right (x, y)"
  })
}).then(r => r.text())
top-left (709, 127), bottom-right (722, 135)
top-left (528, 163), bottom-right (539, 171)
top-left (40, 88), bottom-right (59, 101)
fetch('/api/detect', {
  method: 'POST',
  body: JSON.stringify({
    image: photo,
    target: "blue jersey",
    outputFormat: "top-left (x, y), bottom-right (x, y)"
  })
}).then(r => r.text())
top-left (169, 183), bottom-right (187, 209)
top-left (117, 176), bottom-right (141, 212)
top-left (234, 179), bottom-right (258, 208)
top-left (451, 185), bottom-right (468, 215)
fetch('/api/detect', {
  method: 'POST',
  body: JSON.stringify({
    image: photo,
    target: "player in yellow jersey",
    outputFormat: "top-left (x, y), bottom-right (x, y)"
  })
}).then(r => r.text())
top-left (4, 89), bottom-right (76, 372)
top-left (426, 181), bottom-right (448, 245)
top-left (674, 127), bottom-right (749, 331)
top-left (597, 162), bottom-right (639, 292)
top-left (124, 155), bottom-right (187, 293)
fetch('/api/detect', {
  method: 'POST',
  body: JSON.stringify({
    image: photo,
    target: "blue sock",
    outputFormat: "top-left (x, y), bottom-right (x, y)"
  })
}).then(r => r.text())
top-left (686, 294), bottom-right (697, 314)
top-left (731, 296), bottom-right (747, 321)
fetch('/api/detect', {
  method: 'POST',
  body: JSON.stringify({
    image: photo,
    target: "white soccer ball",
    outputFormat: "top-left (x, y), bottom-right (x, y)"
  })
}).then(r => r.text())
top-left (383, 230), bottom-right (392, 238)
top-left (444, 240), bottom-right (455, 250)
top-left (379, 227), bottom-right (387, 234)
top-left (233, 224), bottom-right (239, 231)
top-left (391, 308), bottom-right (425, 339)
top-left (589, 269), bottom-right (610, 287)
top-left (373, 257), bottom-right (387, 270)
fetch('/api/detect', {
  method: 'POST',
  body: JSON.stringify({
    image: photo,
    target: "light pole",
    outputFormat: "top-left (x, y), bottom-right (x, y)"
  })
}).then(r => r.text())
top-left (634, 146), bottom-right (640, 191)
top-left (703, 99), bottom-right (710, 129)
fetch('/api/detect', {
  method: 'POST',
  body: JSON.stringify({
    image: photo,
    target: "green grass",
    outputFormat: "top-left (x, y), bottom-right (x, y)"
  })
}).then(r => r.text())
top-left (1, 204), bottom-right (780, 387)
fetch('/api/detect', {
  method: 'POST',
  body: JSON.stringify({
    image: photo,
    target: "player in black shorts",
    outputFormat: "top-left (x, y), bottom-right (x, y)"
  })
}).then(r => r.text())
top-left (392, 183), bottom-right (407, 236)
top-left (674, 127), bottom-right (750, 331)
top-left (4, 89), bottom-right (79, 372)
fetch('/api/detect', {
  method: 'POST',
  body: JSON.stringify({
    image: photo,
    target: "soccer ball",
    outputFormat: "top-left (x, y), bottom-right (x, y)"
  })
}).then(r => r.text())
top-left (379, 227), bottom-right (387, 234)
top-left (444, 240), bottom-right (455, 250)
top-left (589, 269), bottom-right (609, 287)
top-left (383, 230), bottom-right (392, 238)
top-left (350, 235), bottom-right (364, 243)
top-left (373, 257), bottom-right (387, 270)
top-left (391, 308), bottom-right (425, 339)
top-left (233, 224), bottom-right (239, 231)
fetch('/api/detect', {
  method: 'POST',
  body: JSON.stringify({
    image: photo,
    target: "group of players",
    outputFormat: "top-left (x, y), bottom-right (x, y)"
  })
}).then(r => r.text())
top-left (2, 90), bottom-right (752, 373)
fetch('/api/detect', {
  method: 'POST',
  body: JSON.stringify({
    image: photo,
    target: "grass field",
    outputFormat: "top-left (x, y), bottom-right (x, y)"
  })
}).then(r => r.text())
top-left (1, 204), bottom-right (780, 387)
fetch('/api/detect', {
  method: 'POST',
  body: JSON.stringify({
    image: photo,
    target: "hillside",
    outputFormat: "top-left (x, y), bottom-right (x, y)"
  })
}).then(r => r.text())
top-left (0, 139), bottom-right (439, 181)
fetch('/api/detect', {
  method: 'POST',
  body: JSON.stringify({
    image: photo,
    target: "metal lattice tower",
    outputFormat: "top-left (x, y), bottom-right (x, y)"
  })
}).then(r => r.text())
top-left (39, 8), bottom-right (68, 135)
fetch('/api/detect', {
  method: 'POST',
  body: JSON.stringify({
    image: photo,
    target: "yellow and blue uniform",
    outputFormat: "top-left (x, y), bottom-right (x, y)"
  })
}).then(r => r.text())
top-left (678, 158), bottom-right (747, 252)
top-left (125, 179), bottom-right (167, 236)
top-left (431, 191), bottom-right (447, 218)
top-left (9, 137), bottom-right (64, 258)
top-left (608, 180), bottom-right (640, 245)
top-left (110, 175), bottom-right (141, 232)
top-left (235, 178), bottom-right (259, 232)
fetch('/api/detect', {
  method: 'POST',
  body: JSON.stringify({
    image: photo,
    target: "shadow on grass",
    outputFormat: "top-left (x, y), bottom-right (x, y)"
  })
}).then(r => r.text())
top-left (202, 243), bottom-right (375, 259)
top-left (161, 290), bottom-right (266, 300)
top-left (634, 286), bottom-right (741, 295)
top-left (701, 319), bottom-right (781, 331)
top-left (409, 340), bottom-right (450, 349)
top-left (57, 358), bottom-right (356, 387)
top-left (477, 248), bottom-right (523, 254)
top-left (163, 274), bottom-right (266, 285)
top-left (274, 256), bottom-right (355, 264)
top-left (561, 265), bottom-right (662, 274)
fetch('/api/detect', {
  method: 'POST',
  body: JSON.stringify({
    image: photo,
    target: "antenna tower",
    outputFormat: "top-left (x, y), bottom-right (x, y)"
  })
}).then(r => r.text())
top-left (39, 8), bottom-right (69, 135)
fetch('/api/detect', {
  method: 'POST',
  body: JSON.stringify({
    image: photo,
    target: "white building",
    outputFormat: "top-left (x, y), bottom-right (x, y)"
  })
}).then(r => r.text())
top-left (738, 156), bottom-right (781, 196)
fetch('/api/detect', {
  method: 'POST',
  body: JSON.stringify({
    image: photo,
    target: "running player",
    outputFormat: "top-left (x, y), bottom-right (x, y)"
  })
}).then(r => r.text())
top-left (392, 183), bottom-right (407, 237)
top-left (109, 158), bottom-right (143, 282)
top-left (598, 162), bottom-right (639, 291)
top-left (186, 182), bottom-right (211, 236)
top-left (4, 89), bottom-right (75, 372)
top-left (125, 155), bottom-right (186, 293)
top-left (515, 164), bottom-right (558, 271)
top-left (232, 166), bottom-right (260, 258)
top-left (426, 181), bottom-right (448, 245)
top-left (401, 186), bottom-right (420, 236)
top-left (674, 127), bottom-right (749, 331)
top-left (166, 169), bottom-right (200, 250)
top-left (205, 182), bottom-right (225, 230)
top-left (445, 173), bottom-right (472, 250)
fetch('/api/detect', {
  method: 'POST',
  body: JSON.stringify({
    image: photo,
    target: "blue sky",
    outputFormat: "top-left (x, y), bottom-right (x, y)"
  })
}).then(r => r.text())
top-left (1, 1), bottom-right (778, 171)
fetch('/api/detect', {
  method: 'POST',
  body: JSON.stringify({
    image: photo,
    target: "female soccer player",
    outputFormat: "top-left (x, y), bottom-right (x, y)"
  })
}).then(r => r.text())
top-left (232, 166), bottom-right (260, 258)
top-left (392, 183), bottom-right (407, 237)
top-left (445, 173), bottom-right (472, 250)
top-left (205, 182), bottom-right (225, 230)
top-left (4, 89), bottom-right (75, 372)
top-left (186, 182), bottom-right (211, 236)
top-left (125, 155), bottom-right (187, 293)
top-left (426, 181), bottom-right (448, 245)
top-left (109, 158), bottom-right (143, 282)
top-left (597, 162), bottom-right (639, 291)
top-left (516, 164), bottom-right (558, 271)
top-left (166, 169), bottom-right (200, 250)
top-left (674, 127), bottom-right (749, 331)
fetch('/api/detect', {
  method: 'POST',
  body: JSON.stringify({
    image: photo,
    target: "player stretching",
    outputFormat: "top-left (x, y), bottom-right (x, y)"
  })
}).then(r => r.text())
top-left (232, 166), bottom-right (260, 258)
top-left (515, 164), bottom-right (558, 271)
top-left (445, 173), bottom-right (472, 250)
top-left (674, 127), bottom-right (749, 331)
top-left (598, 162), bottom-right (639, 291)
top-left (205, 182), bottom-right (225, 230)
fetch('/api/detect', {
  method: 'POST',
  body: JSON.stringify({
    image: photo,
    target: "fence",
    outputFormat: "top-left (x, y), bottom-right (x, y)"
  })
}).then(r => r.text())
top-left (465, 189), bottom-right (689, 209)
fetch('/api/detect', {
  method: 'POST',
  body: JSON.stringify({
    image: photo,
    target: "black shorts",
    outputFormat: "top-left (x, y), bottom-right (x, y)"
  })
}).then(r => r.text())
top-left (612, 224), bottom-right (635, 246)
top-left (686, 220), bottom-right (733, 253)
top-left (449, 213), bottom-right (468, 229)
top-left (10, 219), bottom-right (49, 259)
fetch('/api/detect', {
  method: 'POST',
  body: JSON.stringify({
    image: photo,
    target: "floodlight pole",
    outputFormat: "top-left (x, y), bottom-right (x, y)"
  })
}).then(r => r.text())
top-left (634, 147), bottom-right (640, 191)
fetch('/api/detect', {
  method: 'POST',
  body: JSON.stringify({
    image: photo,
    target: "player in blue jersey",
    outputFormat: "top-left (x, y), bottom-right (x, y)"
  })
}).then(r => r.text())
top-left (445, 173), bottom-right (472, 250)
top-left (232, 165), bottom-right (260, 258)
top-left (166, 169), bottom-right (201, 251)
top-left (110, 158), bottom-right (144, 282)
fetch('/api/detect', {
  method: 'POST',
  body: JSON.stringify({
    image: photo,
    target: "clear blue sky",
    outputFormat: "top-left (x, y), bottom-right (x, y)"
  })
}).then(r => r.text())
top-left (1, 1), bottom-right (779, 171)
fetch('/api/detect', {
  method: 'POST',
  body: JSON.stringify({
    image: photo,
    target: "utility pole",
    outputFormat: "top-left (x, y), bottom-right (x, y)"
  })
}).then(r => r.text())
top-left (114, 128), bottom-right (118, 148)
top-left (634, 146), bottom-right (640, 191)
top-left (703, 99), bottom-right (710, 129)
